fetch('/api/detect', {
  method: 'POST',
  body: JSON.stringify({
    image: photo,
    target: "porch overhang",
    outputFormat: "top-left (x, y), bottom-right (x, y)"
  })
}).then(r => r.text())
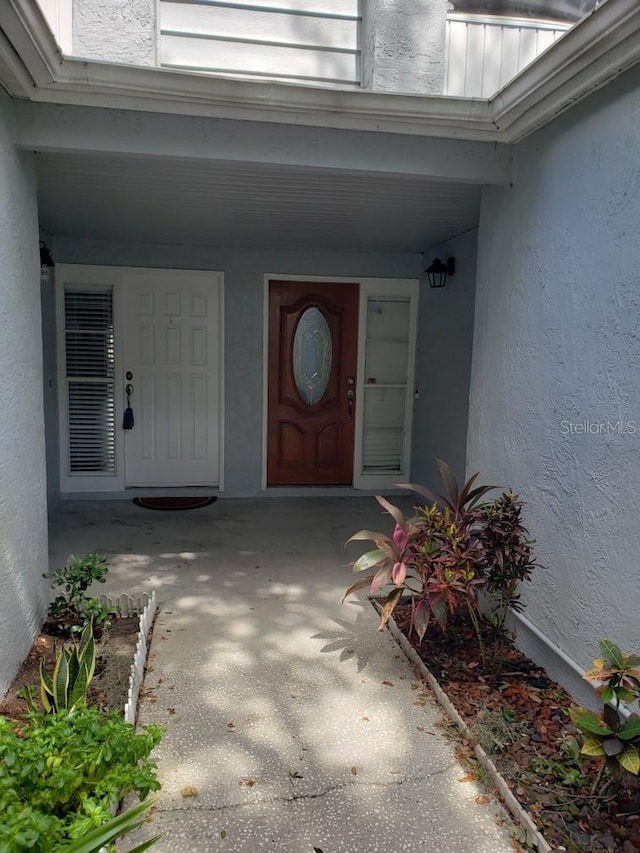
top-left (15, 98), bottom-right (506, 253)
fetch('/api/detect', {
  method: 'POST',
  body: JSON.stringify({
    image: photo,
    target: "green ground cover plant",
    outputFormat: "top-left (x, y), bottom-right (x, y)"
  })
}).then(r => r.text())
top-left (0, 706), bottom-right (161, 852)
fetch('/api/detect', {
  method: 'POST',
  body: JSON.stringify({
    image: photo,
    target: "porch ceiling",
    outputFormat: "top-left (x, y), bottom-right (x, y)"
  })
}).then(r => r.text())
top-left (35, 151), bottom-right (481, 253)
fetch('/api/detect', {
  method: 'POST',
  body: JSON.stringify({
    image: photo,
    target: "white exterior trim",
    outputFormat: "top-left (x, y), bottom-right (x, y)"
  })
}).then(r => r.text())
top-left (56, 264), bottom-right (225, 495)
top-left (2, 0), bottom-right (640, 143)
top-left (447, 12), bottom-right (571, 30)
top-left (353, 278), bottom-right (419, 491)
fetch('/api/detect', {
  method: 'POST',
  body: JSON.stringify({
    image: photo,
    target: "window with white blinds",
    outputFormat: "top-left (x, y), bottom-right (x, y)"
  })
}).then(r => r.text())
top-left (63, 288), bottom-right (116, 475)
top-left (361, 297), bottom-right (411, 473)
top-left (354, 279), bottom-right (418, 491)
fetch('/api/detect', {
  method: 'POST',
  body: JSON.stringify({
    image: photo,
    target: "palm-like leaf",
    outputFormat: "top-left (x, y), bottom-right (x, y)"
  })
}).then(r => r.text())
top-left (351, 549), bottom-right (390, 573)
top-left (399, 459), bottom-right (496, 516)
top-left (343, 574), bottom-right (376, 602)
top-left (377, 588), bottom-right (404, 630)
top-left (375, 495), bottom-right (406, 528)
top-left (57, 797), bottom-right (160, 852)
top-left (346, 530), bottom-right (391, 545)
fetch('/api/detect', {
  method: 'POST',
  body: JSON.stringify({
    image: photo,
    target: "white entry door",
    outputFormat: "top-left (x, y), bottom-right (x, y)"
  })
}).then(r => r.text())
top-left (122, 270), bottom-right (222, 487)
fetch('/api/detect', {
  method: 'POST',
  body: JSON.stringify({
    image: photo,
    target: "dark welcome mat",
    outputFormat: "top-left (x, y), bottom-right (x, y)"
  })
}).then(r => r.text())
top-left (133, 496), bottom-right (218, 511)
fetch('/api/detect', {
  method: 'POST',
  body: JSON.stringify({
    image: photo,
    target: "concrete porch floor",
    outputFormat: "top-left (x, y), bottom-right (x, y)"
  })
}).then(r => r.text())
top-left (48, 497), bottom-right (514, 852)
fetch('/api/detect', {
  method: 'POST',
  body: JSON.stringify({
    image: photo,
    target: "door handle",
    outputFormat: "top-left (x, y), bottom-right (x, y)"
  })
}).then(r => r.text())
top-left (123, 384), bottom-right (134, 430)
top-left (347, 387), bottom-right (354, 420)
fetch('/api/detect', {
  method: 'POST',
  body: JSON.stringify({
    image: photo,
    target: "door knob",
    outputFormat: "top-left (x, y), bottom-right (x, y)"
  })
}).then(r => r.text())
top-left (346, 387), bottom-right (354, 420)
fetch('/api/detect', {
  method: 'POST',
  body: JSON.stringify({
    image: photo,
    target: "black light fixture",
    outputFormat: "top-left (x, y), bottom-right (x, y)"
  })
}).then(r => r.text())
top-left (40, 241), bottom-right (54, 281)
top-left (426, 256), bottom-right (455, 289)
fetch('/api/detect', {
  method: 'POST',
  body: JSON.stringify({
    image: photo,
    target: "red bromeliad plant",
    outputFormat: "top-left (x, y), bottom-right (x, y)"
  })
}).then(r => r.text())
top-left (344, 459), bottom-right (539, 652)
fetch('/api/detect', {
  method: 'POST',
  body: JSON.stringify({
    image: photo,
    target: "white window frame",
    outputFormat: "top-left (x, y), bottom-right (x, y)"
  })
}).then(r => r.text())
top-left (354, 278), bottom-right (419, 491)
top-left (57, 265), bottom-right (123, 493)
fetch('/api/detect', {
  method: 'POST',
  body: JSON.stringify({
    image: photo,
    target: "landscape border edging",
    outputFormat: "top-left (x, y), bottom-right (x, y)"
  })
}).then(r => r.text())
top-left (371, 599), bottom-right (556, 853)
top-left (98, 591), bottom-right (158, 724)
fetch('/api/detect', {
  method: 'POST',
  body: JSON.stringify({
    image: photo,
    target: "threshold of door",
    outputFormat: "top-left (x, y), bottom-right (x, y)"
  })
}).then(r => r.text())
top-left (60, 487), bottom-right (221, 501)
top-left (262, 486), bottom-right (409, 498)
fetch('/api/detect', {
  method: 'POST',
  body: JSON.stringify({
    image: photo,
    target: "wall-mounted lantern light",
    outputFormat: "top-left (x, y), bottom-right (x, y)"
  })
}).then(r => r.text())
top-left (425, 256), bottom-right (455, 289)
top-left (40, 241), bottom-right (54, 282)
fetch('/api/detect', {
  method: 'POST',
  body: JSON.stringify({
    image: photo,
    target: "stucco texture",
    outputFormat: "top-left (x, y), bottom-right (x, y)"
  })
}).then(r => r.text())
top-left (411, 230), bottom-right (477, 489)
top-left (362, 0), bottom-right (447, 95)
top-left (73, 0), bottom-right (156, 65)
top-left (468, 67), bottom-right (640, 693)
top-left (0, 92), bottom-right (49, 697)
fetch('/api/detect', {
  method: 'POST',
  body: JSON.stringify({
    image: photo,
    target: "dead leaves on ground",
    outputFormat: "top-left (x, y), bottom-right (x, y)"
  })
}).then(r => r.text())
top-left (181, 785), bottom-right (198, 797)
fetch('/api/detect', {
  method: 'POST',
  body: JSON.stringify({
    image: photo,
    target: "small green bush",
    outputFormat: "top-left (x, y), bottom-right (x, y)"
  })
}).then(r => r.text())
top-left (0, 707), bottom-right (162, 852)
top-left (43, 552), bottom-right (115, 635)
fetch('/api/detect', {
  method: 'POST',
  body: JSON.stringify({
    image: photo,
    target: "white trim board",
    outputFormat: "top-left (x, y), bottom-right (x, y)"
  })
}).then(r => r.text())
top-left (3, 0), bottom-right (640, 143)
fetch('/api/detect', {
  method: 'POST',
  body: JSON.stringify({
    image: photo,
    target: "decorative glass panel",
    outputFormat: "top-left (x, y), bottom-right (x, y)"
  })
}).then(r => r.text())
top-left (293, 307), bottom-right (332, 405)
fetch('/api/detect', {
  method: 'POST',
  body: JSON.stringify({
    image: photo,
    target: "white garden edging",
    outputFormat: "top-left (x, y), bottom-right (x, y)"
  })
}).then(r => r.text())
top-left (371, 600), bottom-right (557, 853)
top-left (98, 591), bottom-right (157, 724)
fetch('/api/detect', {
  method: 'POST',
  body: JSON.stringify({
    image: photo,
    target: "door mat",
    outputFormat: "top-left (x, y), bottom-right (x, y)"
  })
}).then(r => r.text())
top-left (132, 496), bottom-right (217, 511)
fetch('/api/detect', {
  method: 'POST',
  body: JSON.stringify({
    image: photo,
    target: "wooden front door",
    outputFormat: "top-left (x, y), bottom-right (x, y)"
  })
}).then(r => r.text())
top-left (267, 281), bottom-right (359, 485)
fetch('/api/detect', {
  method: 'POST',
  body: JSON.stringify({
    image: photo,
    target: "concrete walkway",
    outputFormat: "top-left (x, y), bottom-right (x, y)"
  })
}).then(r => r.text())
top-left (49, 498), bottom-right (515, 853)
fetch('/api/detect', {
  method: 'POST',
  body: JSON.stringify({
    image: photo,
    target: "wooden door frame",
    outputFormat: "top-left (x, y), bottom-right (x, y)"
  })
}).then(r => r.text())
top-left (261, 274), bottom-right (419, 492)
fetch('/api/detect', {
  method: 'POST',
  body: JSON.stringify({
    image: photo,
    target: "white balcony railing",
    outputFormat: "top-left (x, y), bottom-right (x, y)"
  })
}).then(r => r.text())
top-left (36, 0), bottom-right (73, 53)
top-left (159, 0), bottom-right (361, 88)
top-left (444, 13), bottom-right (570, 98)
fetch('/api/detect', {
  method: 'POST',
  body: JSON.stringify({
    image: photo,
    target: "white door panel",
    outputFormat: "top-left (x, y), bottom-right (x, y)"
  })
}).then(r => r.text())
top-left (123, 270), bottom-right (221, 487)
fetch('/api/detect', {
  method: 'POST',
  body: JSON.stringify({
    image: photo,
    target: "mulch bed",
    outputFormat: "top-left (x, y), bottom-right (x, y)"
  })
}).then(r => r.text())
top-left (0, 617), bottom-right (139, 720)
top-left (393, 604), bottom-right (640, 852)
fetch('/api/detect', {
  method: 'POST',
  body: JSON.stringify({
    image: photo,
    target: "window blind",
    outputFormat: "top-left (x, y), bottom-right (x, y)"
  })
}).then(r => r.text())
top-left (64, 288), bottom-right (116, 475)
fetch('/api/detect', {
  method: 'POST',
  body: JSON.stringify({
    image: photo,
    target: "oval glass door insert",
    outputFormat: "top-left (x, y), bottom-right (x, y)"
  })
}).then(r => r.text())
top-left (293, 307), bottom-right (332, 405)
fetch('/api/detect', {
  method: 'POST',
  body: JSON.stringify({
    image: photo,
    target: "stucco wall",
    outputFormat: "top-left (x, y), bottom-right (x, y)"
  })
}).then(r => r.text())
top-left (468, 66), bottom-right (640, 703)
top-left (411, 230), bottom-right (477, 489)
top-left (0, 92), bottom-right (50, 698)
top-left (51, 239), bottom-right (423, 497)
top-left (73, 0), bottom-right (156, 65)
top-left (362, 0), bottom-right (448, 94)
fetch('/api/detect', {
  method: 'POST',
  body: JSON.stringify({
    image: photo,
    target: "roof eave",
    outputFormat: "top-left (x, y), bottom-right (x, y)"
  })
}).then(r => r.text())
top-left (1, 0), bottom-right (640, 143)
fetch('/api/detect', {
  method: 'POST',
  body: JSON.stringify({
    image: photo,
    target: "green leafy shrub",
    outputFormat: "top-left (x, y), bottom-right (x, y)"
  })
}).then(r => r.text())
top-left (0, 707), bottom-right (162, 852)
top-left (345, 459), bottom-right (538, 653)
top-left (570, 640), bottom-right (640, 783)
top-left (43, 553), bottom-right (115, 635)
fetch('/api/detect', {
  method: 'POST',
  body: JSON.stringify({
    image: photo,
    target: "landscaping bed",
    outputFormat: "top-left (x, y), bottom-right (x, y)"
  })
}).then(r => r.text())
top-left (391, 604), bottom-right (640, 852)
top-left (0, 615), bottom-right (140, 719)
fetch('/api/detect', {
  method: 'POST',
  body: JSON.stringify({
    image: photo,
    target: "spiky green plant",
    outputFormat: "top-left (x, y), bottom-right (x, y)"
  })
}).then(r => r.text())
top-left (40, 623), bottom-right (96, 713)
